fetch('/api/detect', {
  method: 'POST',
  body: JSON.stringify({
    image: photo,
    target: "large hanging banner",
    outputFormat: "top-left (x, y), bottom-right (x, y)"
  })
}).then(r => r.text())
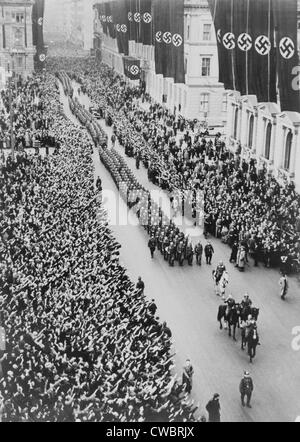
top-left (112, 0), bottom-right (129, 55)
top-left (106, 1), bottom-right (116, 39)
top-left (274, 0), bottom-right (300, 113)
top-left (215, 0), bottom-right (236, 91)
top-left (32, 0), bottom-right (46, 70)
top-left (233, 0), bottom-right (251, 96)
top-left (123, 56), bottom-right (141, 80)
top-left (169, 0), bottom-right (185, 84)
top-left (96, 3), bottom-right (108, 35)
top-left (153, 0), bottom-right (166, 75)
top-left (248, 0), bottom-right (277, 103)
top-left (127, 0), bottom-right (135, 41)
top-left (140, 0), bottom-right (152, 46)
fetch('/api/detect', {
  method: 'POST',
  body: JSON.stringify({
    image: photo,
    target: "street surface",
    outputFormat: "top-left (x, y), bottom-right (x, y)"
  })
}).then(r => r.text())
top-left (58, 80), bottom-right (300, 422)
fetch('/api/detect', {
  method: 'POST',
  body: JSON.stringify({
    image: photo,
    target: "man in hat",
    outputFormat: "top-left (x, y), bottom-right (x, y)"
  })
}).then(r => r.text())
top-left (205, 394), bottom-right (221, 422)
top-left (239, 371), bottom-right (254, 408)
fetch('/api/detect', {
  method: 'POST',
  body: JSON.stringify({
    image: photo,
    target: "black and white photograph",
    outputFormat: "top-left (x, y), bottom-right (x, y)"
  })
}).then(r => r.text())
top-left (0, 0), bottom-right (299, 428)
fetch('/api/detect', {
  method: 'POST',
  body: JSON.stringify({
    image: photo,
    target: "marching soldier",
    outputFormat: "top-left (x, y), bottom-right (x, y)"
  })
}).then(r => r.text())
top-left (204, 242), bottom-right (214, 265)
top-left (186, 242), bottom-right (194, 266)
top-left (215, 261), bottom-right (226, 284)
top-left (168, 242), bottom-right (176, 267)
top-left (194, 241), bottom-right (203, 265)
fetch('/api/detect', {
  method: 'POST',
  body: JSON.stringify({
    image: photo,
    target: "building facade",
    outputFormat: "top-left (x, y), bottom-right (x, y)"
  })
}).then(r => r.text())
top-left (226, 1), bottom-right (300, 192)
top-left (94, 0), bottom-right (227, 128)
top-left (0, 0), bottom-right (35, 81)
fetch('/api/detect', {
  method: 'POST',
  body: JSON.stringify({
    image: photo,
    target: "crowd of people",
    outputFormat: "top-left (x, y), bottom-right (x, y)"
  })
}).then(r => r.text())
top-left (0, 74), bottom-right (57, 152)
top-left (51, 57), bottom-right (300, 274)
top-left (0, 72), bottom-right (199, 422)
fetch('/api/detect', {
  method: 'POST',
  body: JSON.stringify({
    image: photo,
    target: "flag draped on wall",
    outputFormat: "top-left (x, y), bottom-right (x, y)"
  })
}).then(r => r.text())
top-left (32, 0), bottom-right (46, 70)
top-left (106, 2), bottom-right (116, 39)
top-left (274, 0), bottom-right (300, 113)
top-left (112, 0), bottom-right (129, 55)
top-left (209, 0), bottom-right (277, 103)
top-left (123, 56), bottom-right (141, 79)
top-left (233, 0), bottom-right (250, 96)
top-left (248, 0), bottom-right (277, 103)
top-left (154, 0), bottom-right (185, 83)
top-left (140, 0), bottom-right (152, 46)
top-left (169, 0), bottom-right (185, 84)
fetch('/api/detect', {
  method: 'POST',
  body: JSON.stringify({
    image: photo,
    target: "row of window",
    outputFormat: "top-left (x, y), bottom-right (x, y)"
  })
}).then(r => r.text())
top-left (184, 57), bottom-right (211, 76)
top-left (199, 93), bottom-right (228, 113)
top-left (186, 22), bottom-right (212, 42)
top-left (233, 109), bottom-right (293, 171)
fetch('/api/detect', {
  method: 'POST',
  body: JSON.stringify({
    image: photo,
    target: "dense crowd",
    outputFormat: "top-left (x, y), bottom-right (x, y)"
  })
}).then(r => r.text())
top-left (0, 73), bottom-right (198, 422)
top-left (50, 57), bottom-right (300, 274)
top-left (0, 74), bottom-right (57, 152)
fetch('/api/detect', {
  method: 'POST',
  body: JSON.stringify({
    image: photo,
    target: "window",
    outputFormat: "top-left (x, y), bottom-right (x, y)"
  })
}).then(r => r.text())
top-left (184, 57), bottom-right (187, 74)
top-left (265, 122), bottom-right (272, 159)
top-left (17, 56), bottom-right (22, 68)
top-left (201, 57), bottom-right (210, 76)
top-left (233, 107), bottom-right (239, 139)
top-left (16, 13), bottom-right (24, 23)
top-left (222, 94), bottom-right (228, 112)
top-left (199, 93), bottom-right (209, 112)
top-left (203, 24), bottom-right (211, 41)
top-left (14, 28), bottom-right (23, 47)
top-left (284, 132), bottom-right (293, 170)
top-left (248, 114), bottom-right (254, 148)
top-left (187, 25), bottom-right (190, 41)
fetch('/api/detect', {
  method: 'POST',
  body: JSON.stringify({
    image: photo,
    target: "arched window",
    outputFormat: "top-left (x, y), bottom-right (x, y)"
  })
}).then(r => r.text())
top-left (284, 132), bottom-right (293, 171)
top-left (248, 114), bottom-right (254, 148)
top-left (233, 107), bottom-right (239, 139)
top-left (265, 122), bottom-right (272, 159)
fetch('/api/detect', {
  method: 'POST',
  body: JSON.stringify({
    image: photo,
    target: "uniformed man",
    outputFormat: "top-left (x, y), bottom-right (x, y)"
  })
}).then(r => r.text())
top-left (239, 371), bottom-right (254, 408)
top-left (194, 241), bottom-right (203, 265)
top-left (215, 261), bottom-right (226, 283)
top-left (204, 242), bottom-right (214, 265)
top-left (148, 236), bottom-right (156, 259)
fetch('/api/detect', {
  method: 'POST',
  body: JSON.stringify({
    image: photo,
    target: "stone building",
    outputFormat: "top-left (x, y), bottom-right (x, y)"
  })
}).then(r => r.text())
top-left (226, 1), bottom-right (300, 193)
top-left (94, 0), bottom-right (227, 128)
top-left (0, 0), bottom-right (35, 80)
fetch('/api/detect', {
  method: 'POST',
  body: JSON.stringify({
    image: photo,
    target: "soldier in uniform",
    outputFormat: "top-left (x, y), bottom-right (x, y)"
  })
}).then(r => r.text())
top-left (186, 242), bottom-right (194, 266)
top-left (204, 242), bottom-right (214, 265)
top-left (239, 371), bottom-right (254, 408)
top-left (168, 242), bottom-right (176, 266)
top-left (148, 236), bottom-right (156, 259)
top-left (215, 261), bottom-right (226, 284)
top-left (194, 241), bottom-right (203, 265)
top-left (163, 235), bottom-right (170, 260)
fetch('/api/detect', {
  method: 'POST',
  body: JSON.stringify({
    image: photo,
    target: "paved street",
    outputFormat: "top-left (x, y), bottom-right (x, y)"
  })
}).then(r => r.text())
top-left (60, 81), bottom-right (300, 422)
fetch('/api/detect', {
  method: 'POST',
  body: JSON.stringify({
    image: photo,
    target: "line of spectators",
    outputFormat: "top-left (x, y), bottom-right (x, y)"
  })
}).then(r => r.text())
top-left (0, 72), bottom-right (198, 422)
top-left (47, 57), bottom-right (300, 274)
